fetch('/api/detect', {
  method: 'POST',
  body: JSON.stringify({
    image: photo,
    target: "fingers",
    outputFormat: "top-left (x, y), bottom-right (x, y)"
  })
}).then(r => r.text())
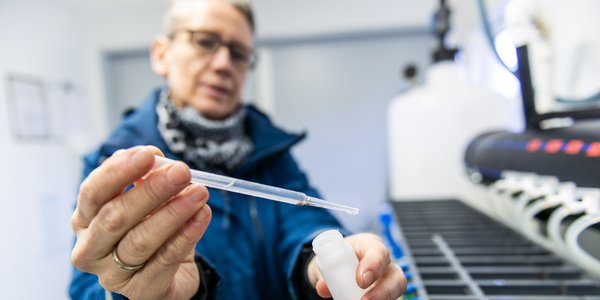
top-left (361, 264), bottom-right (407, 300)
top-left (77, 159), bottom-right (193, 261)
top-left (306, 257), bottom-right (333, 298)
top-left (114, 183), bottom-right (209, 271)
top-left (72, 146), bottom-right (163, 230)
top-left (314, 233), bottom-right (398, 299)
top-left (347, 233), bottom-right (391, 289)
top-left (315, 278), bottom-right (331, 299)
top-left (346, 233), bottom-right (407, 300)
top-left (98, 200), bottom-right (212, 299)
top-left (70, 146), bottom-right (213, 300)
top-left (132, 205), bottom-right (212, 299)
top-left (315, 252), bottom-right (406, 300)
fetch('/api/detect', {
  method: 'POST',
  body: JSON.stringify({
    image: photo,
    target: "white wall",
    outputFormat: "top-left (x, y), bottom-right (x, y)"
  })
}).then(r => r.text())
top-left (253, 0), bottom-right (436, 39)
top-left (0, 0), bottom-right (89, 298)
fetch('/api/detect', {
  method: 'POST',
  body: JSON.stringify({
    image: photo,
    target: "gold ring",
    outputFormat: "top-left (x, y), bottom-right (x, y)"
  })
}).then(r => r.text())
top-left (112, 247), bottom-right (145, 272)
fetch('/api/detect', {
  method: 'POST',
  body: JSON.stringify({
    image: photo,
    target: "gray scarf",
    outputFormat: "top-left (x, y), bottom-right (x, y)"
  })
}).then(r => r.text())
top-left (156, 90), bottom-right (253, 174)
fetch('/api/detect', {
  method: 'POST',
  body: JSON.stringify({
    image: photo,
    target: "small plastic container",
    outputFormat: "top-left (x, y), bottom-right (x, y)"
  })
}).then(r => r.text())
top-left (312, 230), bottom-right (365, 300)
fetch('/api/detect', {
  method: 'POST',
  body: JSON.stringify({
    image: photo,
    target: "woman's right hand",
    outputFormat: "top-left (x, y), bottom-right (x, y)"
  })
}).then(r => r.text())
top-left (70, 146), bottom-right (212, 300)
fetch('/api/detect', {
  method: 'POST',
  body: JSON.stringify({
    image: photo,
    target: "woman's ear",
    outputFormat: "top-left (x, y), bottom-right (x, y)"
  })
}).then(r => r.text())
top-left (150, 36), bottom-right (170, 77)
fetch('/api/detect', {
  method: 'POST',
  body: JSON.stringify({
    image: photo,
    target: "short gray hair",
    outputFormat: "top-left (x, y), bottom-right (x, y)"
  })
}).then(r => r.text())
top-left (162, 0), bottom-right (255, 36)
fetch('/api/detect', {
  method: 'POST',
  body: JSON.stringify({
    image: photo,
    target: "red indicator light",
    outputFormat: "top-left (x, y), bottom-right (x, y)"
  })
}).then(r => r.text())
top-left (587, 142), bottom-right (600, 157)
top-left (564, 140), bottom-right (584, 155)
top-left (526, 138), bottom-right (543, 152)
top-left (544, 139), bottom-right (563, 154)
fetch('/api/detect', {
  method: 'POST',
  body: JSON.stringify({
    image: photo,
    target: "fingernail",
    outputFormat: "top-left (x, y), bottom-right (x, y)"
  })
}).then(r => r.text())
top-left (131, 146), bottom-right (148, 167)
top-left (167, 163), bottom-right (189, 186)
top-left (113, 149), bottom-right (126, 156)
top-left (363, 271), bottom-right (374, 287)
top-left (186, 184), bottom-right (205, 202)
top-left (192, 206), bottom-right (210, 224)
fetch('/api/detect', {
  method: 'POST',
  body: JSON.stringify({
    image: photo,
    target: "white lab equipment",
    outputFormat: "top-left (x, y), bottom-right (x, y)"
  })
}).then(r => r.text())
top-left (545, 188), bottom-right (600, 256)
top-left (505, 0), bottom-right (600, 114)
top-left (312, 230), bottom-right (365, 300)
top-left (512, 176), bottom-right (559, 229)
top-left (152, 156), bottom-right (359, 215)
top-left (459, 0), bottom-right (600, 284)
top-left (547, 202), bottom-right (585, 256)
top-left (519, 182), bottom-right (575, 250)
top-left (489, 172), bottom-right (536, 226)
top-left (503, 173), bottom-right (542, 229)
top-left (565, 213), bottom-right (600, 278)
top-left (387, 60), bottom-right (521, 205)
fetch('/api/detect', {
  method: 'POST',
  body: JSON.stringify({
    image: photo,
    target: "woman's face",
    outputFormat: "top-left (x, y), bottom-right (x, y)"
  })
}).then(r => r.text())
top-left (151, 1), bottom-right (254, 120)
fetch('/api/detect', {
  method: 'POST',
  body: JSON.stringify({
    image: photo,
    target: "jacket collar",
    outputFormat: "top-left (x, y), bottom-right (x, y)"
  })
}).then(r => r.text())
top-left (102, 87), bottom-right (306, 176)
top-left (236, 105), bottom-right (306, 176)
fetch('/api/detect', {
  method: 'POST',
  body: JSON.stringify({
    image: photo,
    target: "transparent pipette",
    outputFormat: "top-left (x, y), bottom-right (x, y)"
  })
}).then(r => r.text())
top-left (154, 156), bottom-right (359, 215)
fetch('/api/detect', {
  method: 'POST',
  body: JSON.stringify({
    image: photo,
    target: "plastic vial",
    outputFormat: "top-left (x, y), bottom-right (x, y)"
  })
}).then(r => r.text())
top-left (312, 230), bottom-right (365, 300)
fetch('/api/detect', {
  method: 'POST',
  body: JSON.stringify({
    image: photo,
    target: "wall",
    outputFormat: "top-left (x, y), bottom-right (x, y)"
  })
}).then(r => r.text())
top-left (0, 0), bottom-right (89, 298)
top-left (253, 0), bottom-right (436, 39)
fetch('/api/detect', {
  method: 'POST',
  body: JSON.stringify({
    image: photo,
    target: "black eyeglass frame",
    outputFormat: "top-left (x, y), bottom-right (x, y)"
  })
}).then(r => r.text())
top-left (169, 29), bottom-right (258, 70)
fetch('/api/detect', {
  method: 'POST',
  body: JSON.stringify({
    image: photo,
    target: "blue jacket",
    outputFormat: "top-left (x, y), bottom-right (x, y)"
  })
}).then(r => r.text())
top-left (69, 88), bottom-right (344, 299)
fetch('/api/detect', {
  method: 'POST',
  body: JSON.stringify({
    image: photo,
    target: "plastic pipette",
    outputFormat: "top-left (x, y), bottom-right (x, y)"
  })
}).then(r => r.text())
top-left (154, 156), bottom-right (359, 215)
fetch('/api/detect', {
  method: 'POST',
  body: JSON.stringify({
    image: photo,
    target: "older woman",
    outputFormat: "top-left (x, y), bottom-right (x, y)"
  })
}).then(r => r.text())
top-left (69, 1), bottom-right (406, 299)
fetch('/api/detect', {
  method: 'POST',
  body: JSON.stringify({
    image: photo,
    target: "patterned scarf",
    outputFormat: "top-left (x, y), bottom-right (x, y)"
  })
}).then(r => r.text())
top-left (156, 90), bottom-right (253, 174)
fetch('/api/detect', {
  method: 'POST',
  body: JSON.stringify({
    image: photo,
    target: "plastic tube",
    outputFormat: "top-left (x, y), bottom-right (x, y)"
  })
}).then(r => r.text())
top-left (548, 188), bottom-right (600, 258)
top-left (152, 156), bottom-right (359, 215)
top-left (547, 203), bottom-right (585, 255)
top-left (514, 176), bottom-right (560, 231)
top-left (490, 172), bottom-right (527, 224)
top-left (521, 183), bottom-right (574, 243)
top-left (505, 175), bottom-right (537, 228)
top-left (564, 213), bottom-right (600, 278)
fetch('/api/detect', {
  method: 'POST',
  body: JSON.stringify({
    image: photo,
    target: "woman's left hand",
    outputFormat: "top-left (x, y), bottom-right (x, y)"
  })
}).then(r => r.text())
top-left (307, 233), bottom-right (407, 300)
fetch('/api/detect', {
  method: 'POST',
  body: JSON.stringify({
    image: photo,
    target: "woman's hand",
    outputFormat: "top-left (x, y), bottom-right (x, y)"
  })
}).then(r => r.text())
top-left (308, 233), bottom-right (407, 300)
top-left (70, 146), bottom-right (212, 300)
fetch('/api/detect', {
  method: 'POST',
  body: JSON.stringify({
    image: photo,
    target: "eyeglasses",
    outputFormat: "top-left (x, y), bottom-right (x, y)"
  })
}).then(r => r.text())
top-left (171, 29), bottom-right (257, 71)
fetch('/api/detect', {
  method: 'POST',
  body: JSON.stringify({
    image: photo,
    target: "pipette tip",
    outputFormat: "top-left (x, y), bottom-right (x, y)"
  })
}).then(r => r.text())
top-left (305, 196), bottom-right (360, 215)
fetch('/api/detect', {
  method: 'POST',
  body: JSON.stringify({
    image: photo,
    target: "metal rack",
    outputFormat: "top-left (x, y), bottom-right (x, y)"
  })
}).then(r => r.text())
top-left (391, 199), bottom-right (600, 299)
